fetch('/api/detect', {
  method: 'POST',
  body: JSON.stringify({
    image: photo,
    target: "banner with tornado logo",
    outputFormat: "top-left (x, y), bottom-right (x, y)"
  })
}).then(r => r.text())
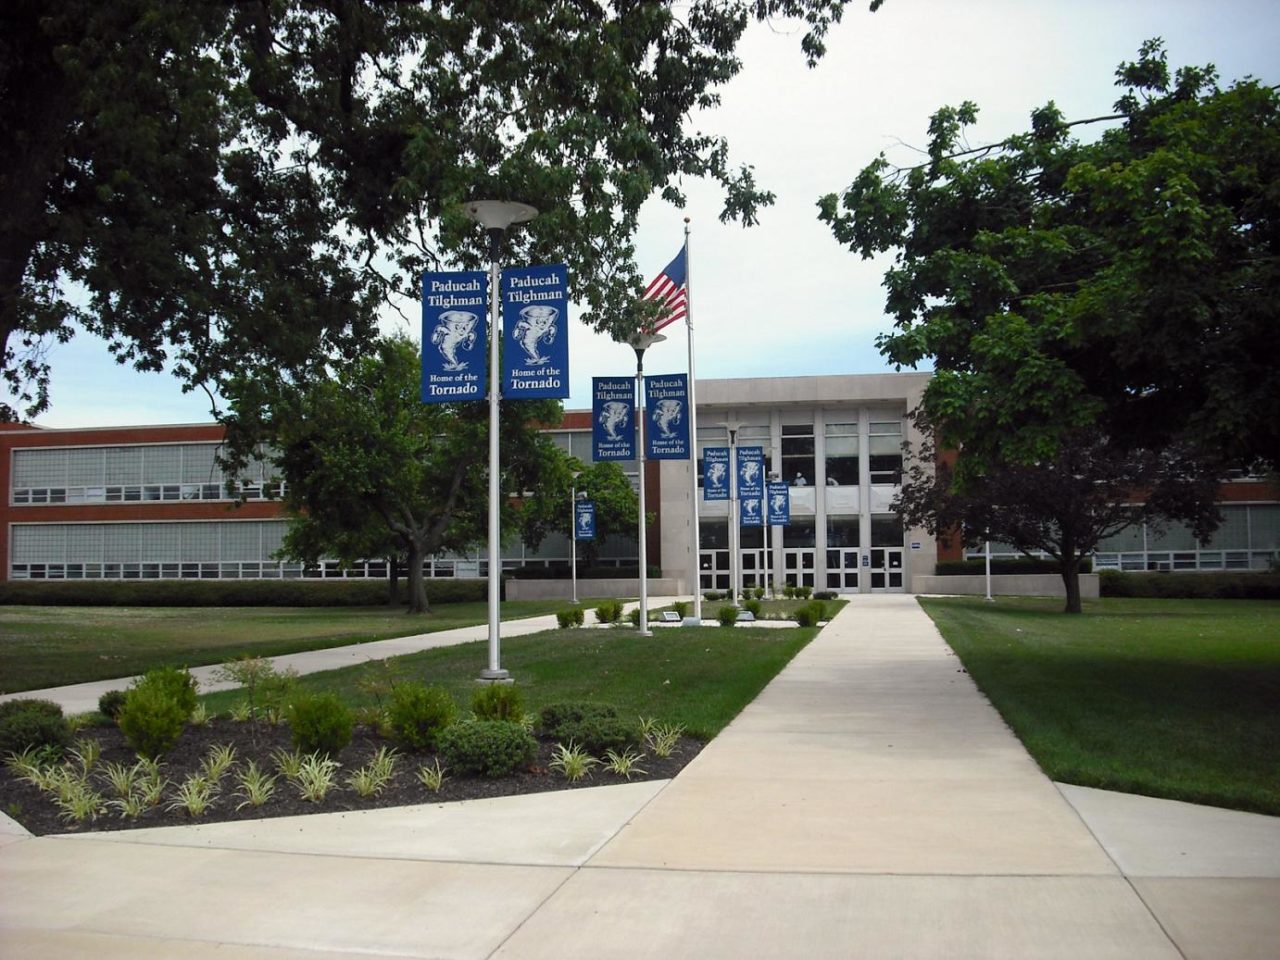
top-left (644, 373), bottom-right (690, 460)
top-left (421, 270), bottom-right (487, 404)
top-left (592, 377), bottom-right (635, 461)
top-left (501, 263), bottom-right (569, 399)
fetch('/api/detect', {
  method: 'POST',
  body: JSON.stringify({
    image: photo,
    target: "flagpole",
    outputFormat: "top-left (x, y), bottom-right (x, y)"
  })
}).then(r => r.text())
top-left (682, 218), bottom-right (703, 625)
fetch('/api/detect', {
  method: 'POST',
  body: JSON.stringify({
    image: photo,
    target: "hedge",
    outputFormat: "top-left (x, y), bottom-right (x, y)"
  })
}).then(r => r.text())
top-left (1098, 571), bottom-right (1280, 600)
top-left (505, 565), bottom-right (662, 580)
top-left (934, 557), bottom-right (1092, 576)
top-left (0, 577), bottom-right (487, 607)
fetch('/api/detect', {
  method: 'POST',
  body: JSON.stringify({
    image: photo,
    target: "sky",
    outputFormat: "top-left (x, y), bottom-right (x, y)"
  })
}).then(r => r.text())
top-left (31, 0), bottom-right (1280, 428)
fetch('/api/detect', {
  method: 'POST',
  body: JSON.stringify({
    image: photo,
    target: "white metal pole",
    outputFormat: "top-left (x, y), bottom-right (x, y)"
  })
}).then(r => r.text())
top-left (683, 220), bottom-right (702, 623)
top-left (483, 248), bottom-right (507, 679)
top-left (985, 539), bottom-right (993, 602)
top-left (728, 427), bottom-right (739, 606)
top-left (571, 480), bottom-right (578, 605)
top-left (635, 354), bottom-right (651, 635)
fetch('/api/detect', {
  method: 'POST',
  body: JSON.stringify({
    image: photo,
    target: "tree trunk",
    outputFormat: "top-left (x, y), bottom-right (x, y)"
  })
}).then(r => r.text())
top-left (405, 542), bottom-right (430, 614)
top-left (1061, 552), bottom-right (1083, 614)
top-left (387, 556), bottom-right (399, 606)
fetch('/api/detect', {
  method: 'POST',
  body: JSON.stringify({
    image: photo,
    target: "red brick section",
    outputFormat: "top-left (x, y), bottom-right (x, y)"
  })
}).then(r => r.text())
top-left (0, 423), bottom-right (285, 582)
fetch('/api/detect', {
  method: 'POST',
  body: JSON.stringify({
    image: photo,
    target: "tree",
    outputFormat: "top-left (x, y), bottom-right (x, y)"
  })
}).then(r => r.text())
top-left (518, 459), bottom-right (640, 570)
top-left (897, 418), bottom-right (1220, 613)
top-left (820, 40), bottom-right (1280, 475)
top-left (2, 0), bottom-right (882, 421)
top-left (223, 335), bottom-right (564, 613)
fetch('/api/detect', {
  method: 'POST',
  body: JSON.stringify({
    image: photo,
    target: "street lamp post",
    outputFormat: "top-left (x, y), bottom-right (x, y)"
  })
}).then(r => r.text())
top-left (628, 330), bottom-right (666, 637)
top-left (463, 199), bottom-right (537, 683)
top-left (570, 471), bottom-right (582, 605)
top-left (719, 419), bottom-right (743, 606)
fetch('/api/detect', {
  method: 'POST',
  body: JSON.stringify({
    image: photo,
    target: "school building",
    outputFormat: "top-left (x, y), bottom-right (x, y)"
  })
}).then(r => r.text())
top-left (2, 373), bottom-right (1276, 593)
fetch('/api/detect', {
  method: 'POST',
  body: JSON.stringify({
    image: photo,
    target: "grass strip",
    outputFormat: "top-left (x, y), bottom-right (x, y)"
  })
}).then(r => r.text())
top-left (202, 625), bottom-right (820, 740)
top-left (919, 596), bottom-right (1280, 815)
top-left (0, 599), bottom-right (604, 693)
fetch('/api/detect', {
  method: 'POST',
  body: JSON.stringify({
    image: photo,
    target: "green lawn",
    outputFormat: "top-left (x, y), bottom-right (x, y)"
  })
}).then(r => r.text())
top-left (0, 600), bottom-right (600, 694)
top-left (201, 625), bottom-right (819, 741)
top-left (919, 596), bottom-right (1280, 815)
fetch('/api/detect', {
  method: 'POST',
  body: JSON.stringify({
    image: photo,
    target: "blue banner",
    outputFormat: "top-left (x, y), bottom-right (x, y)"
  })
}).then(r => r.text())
top-left (501, 263), bottom-right (569, 399)
top-left (740, 497), bottom-right (763, 527)
top-left (702, 447), bottom-right (729, 500)
top-left (645, 373), bottom-right (690, 460)
top-left (574, 500), bottom-right (596, 541)
top-left (592, 377), bottom-right (635, 461)
top-left (421, 270), bottom-right (487, 404)
top-left (737, 446), bottom-right (765, 500)
top-left (767, 480), bottom-right (791, 525)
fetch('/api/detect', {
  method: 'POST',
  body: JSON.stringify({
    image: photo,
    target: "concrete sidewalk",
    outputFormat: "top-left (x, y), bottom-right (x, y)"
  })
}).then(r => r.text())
top-left (2, 595), bottom-right (1276, 958)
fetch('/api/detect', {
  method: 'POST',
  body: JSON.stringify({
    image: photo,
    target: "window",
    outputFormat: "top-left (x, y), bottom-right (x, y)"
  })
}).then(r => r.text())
top-left (781, 423), bottom-right (814, 487)
top-left (870, 515), bottom-right (903, 547)
top-left (868, 421), bottom-right (903, 484)
top-left (824, 423), bottom-right (858, 486)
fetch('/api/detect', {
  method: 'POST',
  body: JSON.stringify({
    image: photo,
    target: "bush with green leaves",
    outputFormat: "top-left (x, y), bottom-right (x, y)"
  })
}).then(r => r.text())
top-left (814, 590), bottom-right (838, 601)
top-left (703, 590), bottom-right (722, 601)
top-left (717, 605), bottom-right (738, 627)
top-left (117, 680), bottom-right (189, 760)
top-left (794, 603), bottom-right (823, 628)
top-left (744, 599), bottom-right (762, 617)
top-left (97, 689), bottom-right (128, 721)
top-left (555, 607), bottom-right (585, 628)
top-left (387, 682), bottom-right (458, 751)
top-left (783, 584), bottom-right (797, 599)
top-left (286, 691), bottom-right (354, 757)
top-left (796, 585), bottom-right (813, 600)
top-left (672, 600), bottom-right (690, 618)
top-left (752, 587), bottom-right (766, 601)
top-left (471, 683), bottom-right (524, 723)
top-left (0, 699), bottom-right (71, 758)
top-left (538, 701), bottom-right (618, 735)
top-left (137, 666), bottom-right (199, 719)
top-left (594, 599), bottom-right (624, 624)
top-left (438, 720), bottom-right (537, 777)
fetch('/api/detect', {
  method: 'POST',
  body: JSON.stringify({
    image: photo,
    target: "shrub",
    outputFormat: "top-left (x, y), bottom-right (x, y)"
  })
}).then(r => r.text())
top-left (555, 607), bottom-right (585, 628)
top-left (286, 692), bottom-right (354, 757)
top-left (796, 585), bottom-right (813, 599)
top-left (782, 584), bottom-right (796, 599)
top-left (717, 605), bottom-right (738, 627)
top-left (550, 715), bottom-right (638, 755)
top-left (594, 599), bottom-right (623, 624)
top-left (794, 603), bottom-right (820, 628)
top-left (0, 701), bottom-right (71, 758)
top-left (814, 591), bottom-right (838, 601)
top-left (744, 599), bottom-right (762, 617)
top-left (808, 600), bottom-right (826, 622)
top-left (134, 666), bottom-right (198, 720)
top-left (935, 557), bottom-right (1094, 576)
top-left (672, 600), bottom-right (690, 618)
top-left (0, 578), bottom-right (487, 608)
top-left (539, 701), bottom-right (619, 736)
top-left (438, 720), bottom-right (537, 777)
top-left (753, 587), bottom-right (766, 601)
top-left (387, 683), bottom-right (458, 751)
top-left (97, 690), bottom-right (128, 721)
top-left (472, 683), bottom-right (524, 723)
top-left (1098, 570), bottom-right (1280, 600)
top-left (118, 681), bottom-right (188, 759)
top-left (703, 590), bottom-right (722, 601)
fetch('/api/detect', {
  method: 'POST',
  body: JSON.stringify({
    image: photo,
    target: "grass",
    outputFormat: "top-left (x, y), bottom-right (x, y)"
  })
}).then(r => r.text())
top-left (919, 596), bottom-right (1280, 815)
top-left (202, 625), bottom-right (819, 741)
top-left (0, 599), bottom-right (606, 694)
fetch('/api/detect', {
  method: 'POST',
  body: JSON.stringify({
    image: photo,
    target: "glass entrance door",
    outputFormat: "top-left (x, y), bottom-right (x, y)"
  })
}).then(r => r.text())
top-left (825, 548), bottom-right (859, 592)
top-left (868, 548), bottom-right (904, 591)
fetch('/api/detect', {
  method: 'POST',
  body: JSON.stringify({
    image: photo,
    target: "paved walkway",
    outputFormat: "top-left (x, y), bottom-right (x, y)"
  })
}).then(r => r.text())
top-left (2, 595), bottom-right (1277, 958)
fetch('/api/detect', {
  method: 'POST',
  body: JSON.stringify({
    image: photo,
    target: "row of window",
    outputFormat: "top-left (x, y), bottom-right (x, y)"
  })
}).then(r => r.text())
top-left (694, 420), bottom-right (904, 488)
top-left (12, 481), bottom-right (286, 506)
top-left (11, 442), bottom-right (276, 488)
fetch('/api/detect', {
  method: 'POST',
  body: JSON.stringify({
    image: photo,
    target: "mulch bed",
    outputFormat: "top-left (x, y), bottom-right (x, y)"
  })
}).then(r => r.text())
top-left (1, 720), bottom-right (701, 837)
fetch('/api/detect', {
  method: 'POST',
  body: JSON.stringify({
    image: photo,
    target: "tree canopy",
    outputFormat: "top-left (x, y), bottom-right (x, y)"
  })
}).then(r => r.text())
top-left (820, 40), bottom-right (1280, 476)
top-left (224, 335), bottom-right (566, 613)
top-left (2, 0), bottom-right (880, 421)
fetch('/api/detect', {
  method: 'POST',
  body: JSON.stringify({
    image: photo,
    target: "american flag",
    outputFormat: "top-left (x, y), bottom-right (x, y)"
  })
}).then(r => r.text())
top-left (642, 246), bottom-right (688, 331)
